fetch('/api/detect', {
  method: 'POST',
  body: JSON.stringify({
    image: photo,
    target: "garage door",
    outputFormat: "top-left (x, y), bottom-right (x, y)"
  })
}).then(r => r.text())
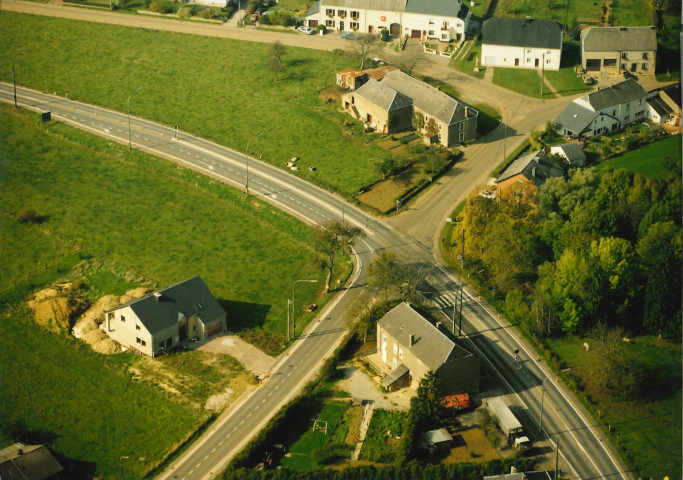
top-left (309, 20), bottom-right (318, 28)
top-left (411, 29), bottom-right (421, 38)
top-left (206, 323), bottom-right (223, 337)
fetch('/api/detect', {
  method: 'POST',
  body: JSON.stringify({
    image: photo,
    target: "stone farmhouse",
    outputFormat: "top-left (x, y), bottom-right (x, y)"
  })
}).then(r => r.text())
top-left (481, 17), bottom-right (563, 71)
top-left (341, 69), bottom-right (478, 147)
top-left (581, 26), bottom-right (657, 77)
top-left (305, 0), bottom-right (471, 42)
top-left (368, 302), bottom-right (480, 394)
top-left (104, 276), bottom-right (226, 357)
top-left (554, 78), bottom-right (648, 138)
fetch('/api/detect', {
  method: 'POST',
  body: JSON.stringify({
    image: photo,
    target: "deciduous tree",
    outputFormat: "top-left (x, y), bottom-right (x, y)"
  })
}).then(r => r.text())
top-left (267, 41), bottom-right (286, 81)
top-left (311, 221), bottom-right (362, 292)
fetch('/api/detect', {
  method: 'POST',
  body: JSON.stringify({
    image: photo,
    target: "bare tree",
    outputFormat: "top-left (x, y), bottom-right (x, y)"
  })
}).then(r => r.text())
top-left (354, 34), bottom-right (378, 70)
top-left (268, 41), bottom-right (286, 81)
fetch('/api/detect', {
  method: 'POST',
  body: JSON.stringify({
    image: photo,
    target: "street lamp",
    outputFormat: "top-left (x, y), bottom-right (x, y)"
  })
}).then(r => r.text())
top-left (127, 86), bottom-right (142, 150)
top-left (289, 279), bottom-right (317, 340)
top-left (245, 131), bottom-right (264, 197)
top-left (12, 48), bottom-right (25, 109)
top-left (119, 456), bottom-right (130, 480)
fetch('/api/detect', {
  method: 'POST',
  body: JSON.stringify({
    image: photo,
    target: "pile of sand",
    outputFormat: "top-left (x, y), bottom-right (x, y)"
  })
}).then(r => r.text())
top-left (27, 283), bottom-right (85, 332)
top-left (71, 287), bottom-right (150, 354)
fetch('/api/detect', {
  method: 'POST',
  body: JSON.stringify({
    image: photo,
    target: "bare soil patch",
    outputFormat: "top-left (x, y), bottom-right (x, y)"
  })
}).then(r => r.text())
top-left (197, 333), bottom-right (276, 374)
top-left (440, 427), bottom-right (501, 463)
top-left (319, 87), bottom-right (345, 104)
top-left (27, 283), bottom-right (86, 332)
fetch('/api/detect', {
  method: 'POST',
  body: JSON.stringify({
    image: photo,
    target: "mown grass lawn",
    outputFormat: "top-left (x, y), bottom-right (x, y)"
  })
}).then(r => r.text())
top-left (594, 135), bottom-right (681, 178)
top-left (0, 105), bottom-right (330, 352)
top-left (0, 313), bottom-right (204, 479)
top-left (0, 12), bottom-right (394, 196)
top-left (492, 68), bottom-right (558, 99)
top-left (545, 335), bottom-right (682, 479)
top-left (451, 41), bottom-right (487, 80)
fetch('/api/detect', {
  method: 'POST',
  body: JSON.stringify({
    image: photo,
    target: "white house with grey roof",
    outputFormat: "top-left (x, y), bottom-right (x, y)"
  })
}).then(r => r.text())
top-left (554, 77), bottom-right (648, 138)
top-left (104, 276), bottom-right (226, 357)
top-left (304, 0), bottom-right (470, 42)
top-left (371, 302), bottom-right (480, 393)
top-left (549, 143), bottom-right (587, 167)
top-left (481, 18), bottom-right (563, 71)
top-left (581, 26), bottom-right (657, 76)
top-left (381, 69), bottom-right (478, 146)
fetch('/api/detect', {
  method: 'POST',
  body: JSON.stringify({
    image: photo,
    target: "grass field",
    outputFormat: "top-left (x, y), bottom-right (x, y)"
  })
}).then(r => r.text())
top-left (492, 68), bottom-right (558, 99)
top-left (545, 335), bottom-right (682, 479)
top-left (0, 12), bottom-right (394, 196)
top-left (594, 135), bottom-right (681, 178)
top-left (451, 41), bottom-right (487, 80)
top-left (0, 105), bottom-right (332, 352)
top-left (0, 312), bottom-right (204, 479)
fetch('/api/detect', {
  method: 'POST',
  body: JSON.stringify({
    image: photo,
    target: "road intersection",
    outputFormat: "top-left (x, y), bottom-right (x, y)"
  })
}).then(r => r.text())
top-left (1, 82), bottom-right (632, 479)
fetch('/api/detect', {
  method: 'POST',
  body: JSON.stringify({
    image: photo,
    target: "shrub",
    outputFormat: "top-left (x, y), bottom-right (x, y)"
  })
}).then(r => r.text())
top-left (380, 28), bottom-right (389, 42)
top-left (316, 24), bottom-right (327, 34)
top-left (259, 14), bottom-right (270, 24)
top-left (199, 7), bottom-right (215, 19)
top-left (177, 6), bottom-right (192, 18)
top-left (17, 209), bottom-right (41, 224)
top-left (276, 12), bottom-right (293, 26)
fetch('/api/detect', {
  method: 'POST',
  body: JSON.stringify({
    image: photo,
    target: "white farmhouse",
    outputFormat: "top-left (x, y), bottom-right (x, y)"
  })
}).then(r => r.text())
top-left (305, 0), bottom-right (470, 42)
top-left (481, 17), bottom-right (563, 71)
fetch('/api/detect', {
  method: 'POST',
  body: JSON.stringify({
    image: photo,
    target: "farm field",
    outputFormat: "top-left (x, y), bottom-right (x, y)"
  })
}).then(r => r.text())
top-left (545, 335), bottom-right (682, 479)
top-left (0, 12), bottom-right (394, 196)
top-left (594, 135), bottom-right (681, 178)
top-left (0, 104), bottom-right (332, 353)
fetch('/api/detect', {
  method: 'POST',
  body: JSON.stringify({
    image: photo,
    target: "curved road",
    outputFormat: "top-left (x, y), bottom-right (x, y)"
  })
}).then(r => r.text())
top-left (2, 83), bottom-right (632, 480)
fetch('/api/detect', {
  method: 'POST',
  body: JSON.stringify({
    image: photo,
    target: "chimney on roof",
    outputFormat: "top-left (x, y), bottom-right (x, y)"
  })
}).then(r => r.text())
top-left (511, 466), bottom-right (517, 474)
top-left (465, 106), bottom-right (469, 117)
top-left (436, 321), bottom-right (442, 329)
top-left (17, 448), bottom-right (24, 455)
top-left (153, 292), bottom-right (162, 301)
top-left (409, 333), bottom-right (415, 347)
top-left (532, 166), bottom-right (537, 177)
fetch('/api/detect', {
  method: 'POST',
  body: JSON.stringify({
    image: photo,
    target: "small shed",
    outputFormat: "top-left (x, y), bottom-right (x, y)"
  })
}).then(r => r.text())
top-left (419, 428), bottom-right (453, 455)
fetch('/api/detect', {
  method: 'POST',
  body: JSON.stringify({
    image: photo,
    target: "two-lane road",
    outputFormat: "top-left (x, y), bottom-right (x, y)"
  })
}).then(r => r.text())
top-left (1, 84), bottom-right (631, 480)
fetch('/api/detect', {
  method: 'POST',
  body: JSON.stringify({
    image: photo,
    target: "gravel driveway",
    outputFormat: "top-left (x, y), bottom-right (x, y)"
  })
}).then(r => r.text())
top-left (335, 365), bottom-right (413, 410)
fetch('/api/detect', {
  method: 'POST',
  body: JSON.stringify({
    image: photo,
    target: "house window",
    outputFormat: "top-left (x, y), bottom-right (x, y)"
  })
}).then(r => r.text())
top-left (624, 115), bottom-right (630, 121)
top-left (326, 19), bottom-right (335, 27)
top-left (621, 52), bottom-right (628, 59)
top-left (338, 9), bottom-right (346, 17)
top-left (459, 122), bottom-right (465, 131)
top-left (159, 341), bottom-right (165, 349)
top-left (438, 123), bottom-right (442, 130)
top-left (120, 315), bottom-right (125, 322)
top-left (428, 19), bottom-right (434, 24)
top-left (141, 340), bottom-right (146, 346)
top-left (546, 58), bottom-right (551, 64)
top-left (641, 63), bottom-right (648, 70)
top-left (635, 110), bottom-right (644, 117)
top-left (442, 33), bottom-right (448, 40)
top-left (442, 21), bottom-right (449, 29)
top-left (642, 52), bottom-right (649, 59)
top-left (527, 49), bottom-right (531, 53)
top-left (438, 133), bottom-right (442, 140)
top-left (459, 132), bottom-right (465, 142)
top-left (351, 10), bottom-right (359, 18)
top-left (136, 324), bottom-right (141, 330)
top-left (398, 348), bottom-right (403, 359)
top-left (428, 30), bottom-right (435, 36)
top-left (351, 21), bottom-right (359, 29)
top-left (393, 343), bottom-right (398, 355)
top-left (136, 337), bottom-right (141, 344)
top-left (626, 103), bottom-right (630, 111)
top-left (603, 59), bottom-right (616, 67)
top-left (326, 8), bottom-right (334, 16)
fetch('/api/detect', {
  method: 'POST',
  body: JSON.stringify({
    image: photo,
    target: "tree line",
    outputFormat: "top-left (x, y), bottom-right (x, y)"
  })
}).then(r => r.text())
top-left (451, 166), bottom-right (681, 338)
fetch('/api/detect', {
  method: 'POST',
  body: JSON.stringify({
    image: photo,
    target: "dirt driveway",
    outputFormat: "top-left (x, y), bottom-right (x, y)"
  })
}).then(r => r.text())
top-left (335, 365), bottom-right (413, 410)
top-left (194, 332), bottom-right (276, 374)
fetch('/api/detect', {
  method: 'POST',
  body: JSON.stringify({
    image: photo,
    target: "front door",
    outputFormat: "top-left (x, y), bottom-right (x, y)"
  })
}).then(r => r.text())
top-left (339, 21), bottom-right (344, 30)
top-left (515, 58), bottom-right (519, 66)
top-left (178, 316), bottom-right (187, 340)
top-left (535, 58), bottom-right (540, 67)
top-left (630, 63), bottom-right (637, 72)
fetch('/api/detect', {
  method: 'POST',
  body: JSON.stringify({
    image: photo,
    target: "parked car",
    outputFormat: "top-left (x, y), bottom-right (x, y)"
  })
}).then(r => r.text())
top-left (297, 26), bottom-right (315, 35)
top-left (341, 31), bottom-right (357, 40)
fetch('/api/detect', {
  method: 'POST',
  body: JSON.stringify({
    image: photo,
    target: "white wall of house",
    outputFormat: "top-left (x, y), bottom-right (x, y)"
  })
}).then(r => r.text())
top-left (312, 4), bottom-right (467, 39)
top-left (105, 306), bottom-right (154, 357)
top-left (574, 96), bottom-right (647, 127)
top-left (481, 44), bottom-right (561, 70)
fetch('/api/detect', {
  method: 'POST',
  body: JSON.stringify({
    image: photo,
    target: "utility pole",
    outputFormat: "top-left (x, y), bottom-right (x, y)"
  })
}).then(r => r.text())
top-left (541, 53), bottom-right (546, 96)
top-left (458, 228), bottom-right (464, 336)
top-left (12, 61), bottom-right (17, 108)
top-left (555, 435), bottom-right (560, 480)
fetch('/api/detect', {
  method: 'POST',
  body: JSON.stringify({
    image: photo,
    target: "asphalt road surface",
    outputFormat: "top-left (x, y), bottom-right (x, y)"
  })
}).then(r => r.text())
top-left (1, 84), bottom-right (632, 480)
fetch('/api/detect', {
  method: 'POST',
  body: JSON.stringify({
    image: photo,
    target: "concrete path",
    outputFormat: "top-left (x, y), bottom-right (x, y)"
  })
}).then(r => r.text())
top-left (484, 65), bottom-right (494, 82)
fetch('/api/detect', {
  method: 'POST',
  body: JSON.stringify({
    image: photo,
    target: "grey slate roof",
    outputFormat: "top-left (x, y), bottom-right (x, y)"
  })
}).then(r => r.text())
top-left (553, 143), bottom-right (586, 163)
top-left (647, 95), bottom-right (672, 116)
top-left (554, 102), bottom-right (599, 135)
top-left (585, 78), bottom-right (647, 111)
top-left (581, 26), bottom-right (657, 52)
top-left (0, 445), bottom-right (63, 480)
top-left (377, 302), bottom-right (455, 371)
top-left (353, 79), bottom-right (413, 112)
top-left (381, 363), bottom-right (409, 387)
top-left (381, 69), bottom-right (474, 125)
top-left (457, 2), bottom-right (469, 20)
top-left (497, 150), bottom-right (564, 186)
top-left (405, 0), bottom-right (461, 17)
top-left (481, 17), bottom-right (562, 49)
top-left (421, 428), bottom-right (452, 446)
top-left (112, 276), bottom-right (226, 335)
top-left (306, 1), bottom-right (319, 16)
top-left (660, 83), bottom-right (681, 108)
